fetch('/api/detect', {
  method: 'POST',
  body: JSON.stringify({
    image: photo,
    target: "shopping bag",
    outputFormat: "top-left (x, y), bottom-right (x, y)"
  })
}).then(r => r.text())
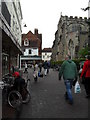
top-left (38, 71), bottom-right (40, 77)
top-left (74, 81), bottom-right (81, 93)
top-left (38, 71), bottom-right (43, 77)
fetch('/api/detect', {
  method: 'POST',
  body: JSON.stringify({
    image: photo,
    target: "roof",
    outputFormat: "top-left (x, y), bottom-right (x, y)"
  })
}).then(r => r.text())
top-left (42, 48), bottom-right (52, 52)
top-left (22, 31), bottom-right (41, 42)
top-left (22, 31), bottom-right (41, 48)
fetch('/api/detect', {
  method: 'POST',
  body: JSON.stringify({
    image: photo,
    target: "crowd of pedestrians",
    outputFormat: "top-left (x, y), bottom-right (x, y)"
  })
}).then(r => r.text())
top-left (31, 60), bottom-right (50, 81)
top-left (10, 54), bottom-right (90, 106)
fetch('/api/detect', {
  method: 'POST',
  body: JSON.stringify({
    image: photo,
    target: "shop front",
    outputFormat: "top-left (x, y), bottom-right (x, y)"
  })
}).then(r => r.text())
top-left (2, 29), bottom-right (23, 76)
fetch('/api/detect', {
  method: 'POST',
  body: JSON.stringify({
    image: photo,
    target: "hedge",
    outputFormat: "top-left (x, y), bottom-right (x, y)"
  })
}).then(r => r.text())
top-left (50, 58), bottom-right (86, 68)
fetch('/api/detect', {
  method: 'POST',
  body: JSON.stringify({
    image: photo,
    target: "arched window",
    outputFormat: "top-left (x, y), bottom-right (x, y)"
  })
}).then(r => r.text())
top-left (24, 38), bottom-right (29, 46)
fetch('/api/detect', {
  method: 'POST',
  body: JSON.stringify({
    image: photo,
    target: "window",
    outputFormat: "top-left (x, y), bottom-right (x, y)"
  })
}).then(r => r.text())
top-left (2, 2), bottom-right (11, 26)
top-left (29, 49), bottom-right (31, 54)
top-left (43, 55), bottom-right (45, 58)
top-left (24, 38), bottom-right (29, 46)
top-left (47, 55), bottom-right (49, 58)
top-left (25, 41), bottom-right (28, 44)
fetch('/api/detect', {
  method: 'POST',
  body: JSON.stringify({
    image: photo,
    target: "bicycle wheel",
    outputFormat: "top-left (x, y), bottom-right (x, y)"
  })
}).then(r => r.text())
top-left (8, 90), bottom-right (22, 108)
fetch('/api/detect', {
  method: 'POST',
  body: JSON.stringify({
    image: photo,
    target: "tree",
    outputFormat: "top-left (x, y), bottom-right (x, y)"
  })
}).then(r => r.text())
top-left (79, 46), bottom-right (89, 58)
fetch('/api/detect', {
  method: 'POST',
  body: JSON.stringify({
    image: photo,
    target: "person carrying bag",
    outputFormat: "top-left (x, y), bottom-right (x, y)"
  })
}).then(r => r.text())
top-left (80, 55), bottom-right (90, 98)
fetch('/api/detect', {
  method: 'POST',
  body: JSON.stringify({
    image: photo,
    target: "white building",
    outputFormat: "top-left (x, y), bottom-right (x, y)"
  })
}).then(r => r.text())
top-left (42, 48), bottom-right (52, 62)
top-left (0, 0), bottom-right (23, 75)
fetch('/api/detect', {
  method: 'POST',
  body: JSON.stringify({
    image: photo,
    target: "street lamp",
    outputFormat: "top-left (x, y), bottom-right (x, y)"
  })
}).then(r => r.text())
top-left (22, 22), bottom-right (27, 34)
top-left (23, 24), bottom-right (27, 27)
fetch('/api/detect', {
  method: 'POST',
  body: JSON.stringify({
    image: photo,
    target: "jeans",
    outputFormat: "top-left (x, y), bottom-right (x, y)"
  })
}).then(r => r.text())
top-left (64, 80), bottom-right (73, 103)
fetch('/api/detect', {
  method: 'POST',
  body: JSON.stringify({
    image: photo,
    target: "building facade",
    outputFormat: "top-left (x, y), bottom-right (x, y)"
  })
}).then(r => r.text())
top-left (0, 1), bottom-right (23, 76)
top-left (52, 15), bottom-right (89, 61)
top-left (20, 29), bottom-right (42, 68)
top-left (42, 48), bottom-right (52, 62)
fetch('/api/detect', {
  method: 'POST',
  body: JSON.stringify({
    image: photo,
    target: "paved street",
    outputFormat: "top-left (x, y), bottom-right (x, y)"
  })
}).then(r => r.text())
top-left (18, 68), bottom-right (88, 118)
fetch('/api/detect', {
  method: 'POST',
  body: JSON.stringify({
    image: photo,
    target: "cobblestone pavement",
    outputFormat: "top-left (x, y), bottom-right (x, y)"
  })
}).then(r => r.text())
top-left (19, 68), bottom-right (88, 118)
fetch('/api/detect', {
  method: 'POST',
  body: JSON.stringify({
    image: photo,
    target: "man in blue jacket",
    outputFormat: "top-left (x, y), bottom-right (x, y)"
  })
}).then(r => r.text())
top-left (59, 55), bottom-right (78, 104)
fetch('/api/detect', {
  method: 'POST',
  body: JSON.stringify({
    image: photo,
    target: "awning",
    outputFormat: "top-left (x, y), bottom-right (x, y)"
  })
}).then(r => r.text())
top-left (20, 55), bottom-right (42, 60)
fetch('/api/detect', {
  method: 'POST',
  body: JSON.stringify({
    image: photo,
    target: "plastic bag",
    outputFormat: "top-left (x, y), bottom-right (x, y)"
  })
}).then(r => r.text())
top-left (38, 71), bottom-right (40, 77)
top-left (74, 81), bottom-right (81, 93)
top-left (38, 71), bottom-right (43, 77)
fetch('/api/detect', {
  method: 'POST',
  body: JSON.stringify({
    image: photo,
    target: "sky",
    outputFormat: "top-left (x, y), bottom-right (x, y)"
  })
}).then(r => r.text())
top-left (20, 0), bottom-right (89, 49)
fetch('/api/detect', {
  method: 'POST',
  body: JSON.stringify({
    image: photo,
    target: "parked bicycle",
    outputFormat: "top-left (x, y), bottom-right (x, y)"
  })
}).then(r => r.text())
top-left (1, 74), bottom-right (22, 109)
top-left (0, 73), bottom-right (31, 110)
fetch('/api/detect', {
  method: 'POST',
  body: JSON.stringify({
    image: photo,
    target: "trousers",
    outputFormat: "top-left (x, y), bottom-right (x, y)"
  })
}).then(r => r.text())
top-left (84, 77), bottom-right (90, 96)
top-left (64, 80), bottom-right (73, 102)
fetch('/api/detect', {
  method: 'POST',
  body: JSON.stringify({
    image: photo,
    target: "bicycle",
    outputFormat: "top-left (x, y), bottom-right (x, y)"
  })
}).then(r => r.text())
top-left (1, 72), bottom-right (31, 108)
top-left (0, 74), bottom-right (22, 109)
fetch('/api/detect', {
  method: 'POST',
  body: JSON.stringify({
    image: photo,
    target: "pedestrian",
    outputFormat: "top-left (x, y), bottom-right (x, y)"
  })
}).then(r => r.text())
top-left (59, 55), bottom-right (78, 104)
top-left (43, 61), bottom-right (48, 76)
top-left (12, 71), bottom-right (25, 94)
top-left (24, 62), bottom-right (28, 73)
top-left (33, 62), bottom-right (39, 81)
top-left (80, 55), bottom-right (90, 98)
top-left (38, 62), bottom-right (42, 73)
top-left (47, 61), bottom-right (50, 74)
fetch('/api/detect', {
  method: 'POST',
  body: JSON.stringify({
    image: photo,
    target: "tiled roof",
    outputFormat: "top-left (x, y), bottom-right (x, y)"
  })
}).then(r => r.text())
top-left (22, 31), bottom-right (41, 42)
top-left (22, 31), bottom-right (41, 47)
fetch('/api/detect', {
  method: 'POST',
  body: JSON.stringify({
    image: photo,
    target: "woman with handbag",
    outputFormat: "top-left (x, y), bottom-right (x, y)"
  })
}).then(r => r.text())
top-left (80, 55), bottom-right (90, 98)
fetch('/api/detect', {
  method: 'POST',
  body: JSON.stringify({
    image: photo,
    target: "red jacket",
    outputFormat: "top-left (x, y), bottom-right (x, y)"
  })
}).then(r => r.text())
top-left (80, 60), bottom-right (90, 78)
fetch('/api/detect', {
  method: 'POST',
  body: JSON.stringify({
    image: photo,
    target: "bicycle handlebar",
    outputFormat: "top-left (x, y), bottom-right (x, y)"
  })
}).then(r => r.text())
top-left (0, 81), bottom-right (11, 89)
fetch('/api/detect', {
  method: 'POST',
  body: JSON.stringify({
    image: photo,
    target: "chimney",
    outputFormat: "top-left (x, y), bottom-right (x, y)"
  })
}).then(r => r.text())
top-left (34, 29), bottom-right (38, 35)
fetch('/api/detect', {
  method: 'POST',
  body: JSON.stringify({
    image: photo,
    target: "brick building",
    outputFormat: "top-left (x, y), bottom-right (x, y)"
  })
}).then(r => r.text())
top-left (20, 29), bottom-right (42, 68)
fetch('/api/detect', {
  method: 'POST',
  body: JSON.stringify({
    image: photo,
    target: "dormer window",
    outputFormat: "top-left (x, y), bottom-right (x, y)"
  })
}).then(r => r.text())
top-left (24, 38), bottom-right (29, 46)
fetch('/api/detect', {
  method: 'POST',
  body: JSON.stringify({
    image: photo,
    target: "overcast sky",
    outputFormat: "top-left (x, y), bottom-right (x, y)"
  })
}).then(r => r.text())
top-left (20, 0), bottom-right (89, 49)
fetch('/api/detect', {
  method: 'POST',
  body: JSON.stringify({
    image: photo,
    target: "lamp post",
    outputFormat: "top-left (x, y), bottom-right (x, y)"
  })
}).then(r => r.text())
top-left (22, 22), bottom-right (27, 33)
